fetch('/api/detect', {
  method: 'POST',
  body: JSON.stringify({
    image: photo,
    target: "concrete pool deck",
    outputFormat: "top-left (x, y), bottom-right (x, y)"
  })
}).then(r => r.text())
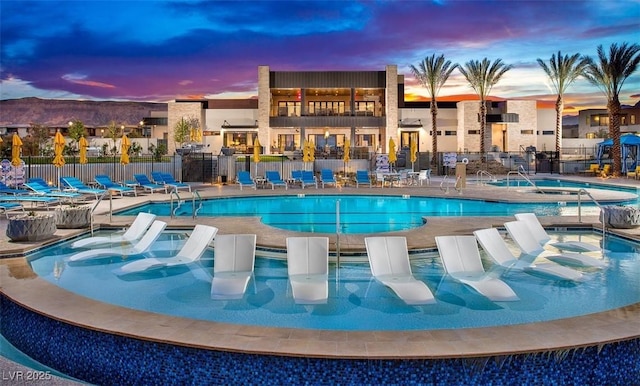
top-left (1, 174), bottom-right (639, 361)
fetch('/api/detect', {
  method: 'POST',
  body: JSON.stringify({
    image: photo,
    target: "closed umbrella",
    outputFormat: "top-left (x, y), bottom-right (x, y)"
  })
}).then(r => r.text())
top-left (410, 141), bottom-right (417, 170)
top-left (79, 136), bottom-right (89, 164)
top-left (11, 133), bottom-right (22, 167)
top-left (343, 139), bottom-right (351, 163)
top-left (302, 140), bottom-right (311, 163)
top-left (253, 137), bottom-right (261, 175)
top-left (120, 135), bottom-right (130, 165)
top-left (53, 131), bottom-right (66, 188)
top-left (388, 137), bottom-right (397, 168)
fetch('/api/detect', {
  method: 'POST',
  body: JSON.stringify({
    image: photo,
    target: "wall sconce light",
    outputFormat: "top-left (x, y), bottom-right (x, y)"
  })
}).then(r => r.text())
top-left (324, 130), bottom-right (330, 138)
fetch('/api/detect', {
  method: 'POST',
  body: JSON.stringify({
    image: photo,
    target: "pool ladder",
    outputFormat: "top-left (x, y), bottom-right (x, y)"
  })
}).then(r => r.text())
top-left (170, 189), bottom-right (203, 219)
top-left (440, 175), bottom-right (463, 194)
top-left (476, 170), bottom-right (496, 185)
top-left (506, 165), bottom-right (545, 194)
top-left (577, 188), bottom-right (606, 243)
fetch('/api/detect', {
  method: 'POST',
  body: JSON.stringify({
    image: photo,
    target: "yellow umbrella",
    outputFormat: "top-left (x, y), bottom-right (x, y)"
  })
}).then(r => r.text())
top-left (343, 139), bottom-right (351, 163)
top-left (302, 140), bottom-right (311, 163)
top-left (11, 133), bottom-right (22, 167)
top-left (79, 136), bottom-right (89, 164)
top-left (388, 137), bottom-right (397, 165)
top-left (120, 134), bottom-right (130, 165)
top-left (410, 140), bottom-right (417, 167)
top-left (253, 137), bottom-right (261, 163)
top-left (53, 131), bottom-right (66, 168)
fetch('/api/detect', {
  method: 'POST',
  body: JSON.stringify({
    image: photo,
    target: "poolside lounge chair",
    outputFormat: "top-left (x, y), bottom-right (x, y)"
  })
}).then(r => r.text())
top-left (600, 164), bottom-right (611, 178)
top-left (355, 170), bottom-right (372, 188)
top-left (286, 237), bottom-right (328, 304)
top-left (504, 221), bottom-right (606, 269)
top-left (627, 165), bottom-right (640, 180)
top-left (320, 169), bottom-right (338, 188)
top-left (435, 235), bottom-right (519, 301)
top-left (211, 234), bottom-right (257, 299)
top-left (514, 213), bottom-right (600, 253)
top-left (300, 170), bottom-right (317, 189)
top-left (236, 171), bottom-right (256, 190)
top-left (68, 220), bottom-right (167, 262)
top-left (364, 236), bottom-right (436, 305)
top-left (473, 227), bottom-right (583, 281)
top-left (266, 171), bottom-right (288, 190)
top-left (24, 181), bottom-right (83, 200)
top-left (0, 195), bottom-right (60, 209)
top-left (70, 212), bottom-right (157, 249)
top-left (291, 170), bottom-right (303, 187)
top-left (94, 175), bottom-right (137, 197)
top-left (152, 171), bottom-right (192, 192)
top-left (114, 224), bottom-right (218, 275)
top-left (0, 201), bottom-right (24, 218)
top-left (61, 176), bottom-right (107, 199)
top-left (133, 174), bottom-right (167, 194)
top-left (0, 181), bottom-right (29, 195)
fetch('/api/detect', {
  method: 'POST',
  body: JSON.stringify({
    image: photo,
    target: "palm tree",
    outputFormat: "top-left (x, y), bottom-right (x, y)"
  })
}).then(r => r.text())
top-left (583, 43), bottom-right (640, 177)
top-left (536, 51), bottom-right (589, 154)
top-left (410, 54), bottom-right (458, 166)
top-left (458, 58), bottom-right (512, 159)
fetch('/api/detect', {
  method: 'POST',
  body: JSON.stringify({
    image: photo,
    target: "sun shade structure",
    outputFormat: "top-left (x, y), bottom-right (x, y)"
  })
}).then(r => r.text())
top-left (211, 234), bottom-right (257, 300)
top-left (286, 237), bottom-right (329, 304)
top-left (365, 236), bottom-right (436, 305)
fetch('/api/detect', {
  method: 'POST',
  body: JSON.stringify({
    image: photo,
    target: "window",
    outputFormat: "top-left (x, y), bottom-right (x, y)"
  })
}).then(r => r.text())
top-left (468, 130), bottom-right (480, 135)
top-left (277, 134), bottom-right (299, 152)
top-left (354, 101), bottom-right (375, 116)
top-left (308, 101), bottom-right (345, 116)
top-left (444, 131), bottom-right (456, 136)
top-left (590, 114), bottom-right (609, 127)
top-left (429, 131), bottom-right (441, 136)
top-left (631, 115), bottom-right (636, 125)
top-left (277, 101), bottom-right (301, 117)
top-left (520, 130), bottom-right (534, 135)
top-left (542, 130), bottom-right (554, 135)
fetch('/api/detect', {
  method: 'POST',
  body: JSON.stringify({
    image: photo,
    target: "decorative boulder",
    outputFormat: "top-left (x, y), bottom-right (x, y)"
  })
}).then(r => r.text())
top-left (55, 205), bottom-right (91, 229)
top-left (6, 213), bottom-right (57, 242)
top-left (601, 205), bottom-right (640, 229)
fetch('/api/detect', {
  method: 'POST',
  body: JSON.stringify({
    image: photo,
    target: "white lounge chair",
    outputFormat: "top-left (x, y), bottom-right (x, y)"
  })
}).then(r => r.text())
top-left (113, 225), bottom-right (218, 275)
top-left (68, 220), bottom-right (167, 262)
top-left (504, 221), bottom-right (606, 269)
top-left (211, 234), bottom-right (257, 299)
top-left (514, 213), bottom-right (600, 252)
top-left (435, 235), bottom-right (519, 301)
top-left (473, 227), bottom-right (583, 281)
top-left (364, 236), bottom-right (436, 305)
top-left (71, 212), bottom-right (157, 249)
top-left (286, 237), bottom-right (329, 304)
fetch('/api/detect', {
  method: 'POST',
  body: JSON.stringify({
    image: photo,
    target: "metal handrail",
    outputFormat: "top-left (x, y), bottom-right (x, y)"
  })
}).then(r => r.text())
top-left (193, 190), bottom-right (202, 219)
top-left (170, 190), bottom-right (183, 218)
top-left (577, 188), bottom-right (606, 245)
top-left (89, 191), bottom-right (108, 236)
top-left (506, 166), bottom-right (544, 194)
top-left (439, 175), bottom-right (449, 192)
top-left (476, 170), bottom-right (495, 185)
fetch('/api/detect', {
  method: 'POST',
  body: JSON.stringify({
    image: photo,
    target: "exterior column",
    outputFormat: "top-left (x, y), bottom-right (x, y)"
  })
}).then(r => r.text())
top-left (385, 65), bottom-right (399, 152)
top-left (257, 65), bottom-right (271, 154)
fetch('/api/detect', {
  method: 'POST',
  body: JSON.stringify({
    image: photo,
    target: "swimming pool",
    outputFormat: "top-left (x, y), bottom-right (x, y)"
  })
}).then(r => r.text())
top-left (27, 231), bottom-right (640, 331)
top-left (115, 194), bottom-right (618, 234)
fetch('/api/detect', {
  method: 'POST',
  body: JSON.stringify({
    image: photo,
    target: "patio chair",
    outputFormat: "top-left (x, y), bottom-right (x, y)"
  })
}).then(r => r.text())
top-left (320, 169), bottom-right (338, 188)
top-left (286, 237), bottom-right (328, 304)
top-left (418, 169), bottom-right (431, 186)
top-left (133, 174), bottom-right (167, 194)
top-left (71, 212), bottom-right (157, 249)
top-left (265, 171), bottom-right (288, 190)
top-left (365, 236), bottom-right (436, 305)
top-left (114, 225), bottom-right (218, 275)
top-left (435, 235), bottom-right (519, 302)
top-left (94, 175), bottom-right (137, 197)
top-left (69, 220), bottom-right (167, 262)
top-left (211, 234), bottom-right (257, 299)
top-left (236, 171), bottom-right (256, 190)
top-left (627, 165), bottom-right (640, 180)
top-left (473, 227), bottom-right (583, 281)
top-left (61, 176), bottom-right (107, 199)
top-left (355, 170), bottom-right (372, 188)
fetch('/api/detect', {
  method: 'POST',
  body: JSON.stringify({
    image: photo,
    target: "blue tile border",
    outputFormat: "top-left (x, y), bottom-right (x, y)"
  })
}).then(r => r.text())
top-left (2, 295), bottom-right (639, 385)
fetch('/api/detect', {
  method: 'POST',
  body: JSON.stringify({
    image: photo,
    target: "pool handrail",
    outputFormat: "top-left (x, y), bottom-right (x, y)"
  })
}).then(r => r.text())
top-left (476, 170), bottom-right (495, 185)
top-left (170, 190), bottom-right (202, 219)
top-left (506, 166), bottom-right (544, 194)
top-left (577, 188), bottom-right (606, 244)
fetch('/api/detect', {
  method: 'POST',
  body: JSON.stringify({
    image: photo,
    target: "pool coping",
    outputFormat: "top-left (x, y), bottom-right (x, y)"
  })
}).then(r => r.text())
top-left (1, 178), bottom-right (640, 359)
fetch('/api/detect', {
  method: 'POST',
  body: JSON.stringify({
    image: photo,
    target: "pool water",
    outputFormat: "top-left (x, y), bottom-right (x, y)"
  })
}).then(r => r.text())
top-left (27, 231), bottom-right (640, 331)
top-left (115, 194), bottom-right (616, 234)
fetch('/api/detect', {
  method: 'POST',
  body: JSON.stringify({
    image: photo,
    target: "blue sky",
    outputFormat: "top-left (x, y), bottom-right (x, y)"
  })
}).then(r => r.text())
top-left (1, 0), bottom-right (639, 113)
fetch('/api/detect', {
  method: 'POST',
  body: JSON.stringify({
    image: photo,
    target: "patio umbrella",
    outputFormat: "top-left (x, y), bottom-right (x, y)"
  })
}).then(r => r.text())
top-left (53, 131), bottom-right (66, 188)
top-left (388, 137), bottom-right (397, 168)
top-left (343, 139), bottom-right (351, 163)
top-left (120, 135), bottom-right (130, 181)
top-left (302, 140), bottom-right (311, 163)
top-left (410, 140), bottom-right (417, 170)
top-left (253, 137), bottom-right (261, 175)
top-left (11, 133), bottom-right (22, 167)
top-left (79, 136), bottom-right (89, 164)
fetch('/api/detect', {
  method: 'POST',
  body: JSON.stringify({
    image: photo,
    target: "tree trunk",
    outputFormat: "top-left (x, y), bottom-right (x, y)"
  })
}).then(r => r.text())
top-left (555, 95), bottom-right (563, 154)
top-left (608, 97), bottom-right (622, 177)
top-left (479, 100), bottom-right (487, 161)
top-left (431, 99), bottom-right (438, 166)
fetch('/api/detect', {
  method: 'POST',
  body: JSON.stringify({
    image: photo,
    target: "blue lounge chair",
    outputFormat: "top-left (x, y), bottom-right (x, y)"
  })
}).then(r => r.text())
top-left (94, 175), bottom-right (137, 197)
top-left (291, 170), bottom-right (303, 187)
top-left (320, 169), bottom-right (337, 188)
top-left (0, 181), bottom-right (29, 195)
top-left (236, 171), bottom-right (256, 190)
top-left (355, 170), bottom-right (372, 188)
top-left (61, 176), bottom-right (107, 199)
top-left (134, 174), bottom-right (167, 194)
top-left (300, 170), bottom-right (317, 189)
top-left (0, 201), bottom-right (24, 218)
top-left (0, 195), bottom-right (60, 209)
top-left (24, 180), bottom-right (84, 200)
top-left (152, 171), bottom-right (192, 192)
top-left (265, 171), bottom-right (288, 190)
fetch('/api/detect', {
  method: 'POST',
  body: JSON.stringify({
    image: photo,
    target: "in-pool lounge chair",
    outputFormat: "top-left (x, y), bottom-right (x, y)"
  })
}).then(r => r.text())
top-left (114, 225), bottom-right (218, 275)
top-left (504, 221), bottom-right (606, 269)
top-left (211, 234), bottom-right (257, 299)
top-left (320, 169), bottom-right (338, 188)
top-left (435, 235), bottom-right (519, 301)
top-left (61, 176), bottom-right (107, 200)
top-left (94, 175), bottom-right (137, 197)
top-left (286, 237), bottom-right (329, 304)
top-left (133, 174), bottom-right (167, 194)
top-left (266, 171), bottom-right (288, 190)
top-left (473, 227), bottom-right (583, 281)
top-left (68, 220), bottom-right (167, 262)
top-left (151, 171), bottom-right (192, 192)
top-left (364, 236), bottom-right (436, 305)
top-left (514, 213), bottom-right (600, 253)
top-left (236, 171), bottom-right (256, 190)
top-left (71, 212), bottom-right (157, 249)
top-left (355, 170), bottom-right (372, 188)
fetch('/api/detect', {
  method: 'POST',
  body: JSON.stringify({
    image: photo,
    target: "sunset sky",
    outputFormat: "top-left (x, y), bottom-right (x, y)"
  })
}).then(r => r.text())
top-left (1, 0), bottom-right (639, 114)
